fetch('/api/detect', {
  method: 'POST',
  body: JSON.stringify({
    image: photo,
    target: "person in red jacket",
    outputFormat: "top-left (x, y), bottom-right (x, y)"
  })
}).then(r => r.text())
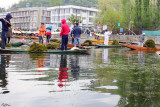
top-left (60, 19), bottom-right (70, 50)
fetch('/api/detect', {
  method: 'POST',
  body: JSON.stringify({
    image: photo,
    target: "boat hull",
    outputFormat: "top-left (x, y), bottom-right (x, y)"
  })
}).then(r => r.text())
top-left (121, 44), bottom-right (160, 51)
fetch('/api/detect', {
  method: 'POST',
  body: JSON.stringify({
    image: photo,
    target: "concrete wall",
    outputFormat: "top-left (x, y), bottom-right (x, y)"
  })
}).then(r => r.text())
top-left (110, 35), bottom-right (160, 44)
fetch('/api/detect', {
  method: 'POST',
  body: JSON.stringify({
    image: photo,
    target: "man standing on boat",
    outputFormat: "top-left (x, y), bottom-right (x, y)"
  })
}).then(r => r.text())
top-left (104, 29), bottom-right (112, 45)
top-left (60, 19), bottom-right (70, 50)
top-left (138, 33), bottom-right (145, 47)
top-left (72, 22), bottom-right (82, 47)
top-left (0, 13), bottom-right (12, 49)
top-left (39, 23), bottom-right (46, 44)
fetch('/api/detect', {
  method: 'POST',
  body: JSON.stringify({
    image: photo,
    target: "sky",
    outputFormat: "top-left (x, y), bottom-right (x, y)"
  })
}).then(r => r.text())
top-left (0, 0), bottom-right (21, 9)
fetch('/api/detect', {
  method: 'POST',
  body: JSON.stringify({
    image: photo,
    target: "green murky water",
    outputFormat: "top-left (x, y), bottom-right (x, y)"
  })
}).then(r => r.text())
top-left (0, 48), bottom-right (160, 107)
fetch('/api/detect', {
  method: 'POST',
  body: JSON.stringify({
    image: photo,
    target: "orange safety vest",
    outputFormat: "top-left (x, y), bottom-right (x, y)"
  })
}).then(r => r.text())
top-left (39, 27), bottom-right (46, 36)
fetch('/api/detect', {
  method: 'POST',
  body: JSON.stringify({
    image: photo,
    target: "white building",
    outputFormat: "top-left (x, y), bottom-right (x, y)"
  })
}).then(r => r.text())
top-left (10, 7), bottom-right (51, 31)
top-left (48, 5), bottom-right (99, 28)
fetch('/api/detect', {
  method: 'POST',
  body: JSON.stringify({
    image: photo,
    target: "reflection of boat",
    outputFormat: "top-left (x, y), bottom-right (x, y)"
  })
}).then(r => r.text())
top-left (0, 49), bottom-right (89, 54)
top-left (96, 44), bottom-right (124, 48)
top-left (121, 44), bottom-right (160, 51)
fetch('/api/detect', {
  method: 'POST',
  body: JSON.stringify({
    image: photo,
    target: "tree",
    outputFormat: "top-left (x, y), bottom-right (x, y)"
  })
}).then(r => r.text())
top-left (68, 14), bottom-right (82, 25)
top-left (95, 0), bottom-right (122, 30)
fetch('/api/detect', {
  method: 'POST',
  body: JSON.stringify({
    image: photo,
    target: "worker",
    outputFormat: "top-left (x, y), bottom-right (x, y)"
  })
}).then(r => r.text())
top-left (0, 13), bottom-right (12, 49)
top-left (104, 29), bottom-right (112, 45)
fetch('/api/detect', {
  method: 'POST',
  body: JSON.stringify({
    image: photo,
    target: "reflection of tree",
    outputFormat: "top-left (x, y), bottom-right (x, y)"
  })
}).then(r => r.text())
top-left (94, 50), bottom-right (160, 106)
top-left (0, 55), bottom-right (11, 94)
top-left (70, 55), bottom-right (80, 80)
top-left (28, 53), bottom-right (45, 61)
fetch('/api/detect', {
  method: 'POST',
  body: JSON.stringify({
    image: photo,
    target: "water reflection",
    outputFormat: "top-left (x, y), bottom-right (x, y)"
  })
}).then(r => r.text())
top-left (95, 49), bottom-right (160, 107)
top-left (0, 55), bottom-right (11, 94)
top-left (70, 55), bottom-right (80, 80)
top-left (37, 58), bottom-right (44, 72)
top-left (58, 55), bottom-right (68, 88)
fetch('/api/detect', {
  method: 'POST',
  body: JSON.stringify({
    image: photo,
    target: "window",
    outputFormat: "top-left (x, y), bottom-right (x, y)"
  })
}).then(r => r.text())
top-left (34, 11), bottom-right (37, 15)
top-left (33, 17), bottom-right (36, 21)
top-left (89, 17), bottom-right (93, 22)
top-left (60, 9), bottom-right (65, 14)
top-left (82, 17), bottom-right (86, 20)
top-left (65, 8), bottom-right (70, 14)
top-left (73, 9), bottom-right (80, 14)
top-left (89, 11), bottom-right (94, 16)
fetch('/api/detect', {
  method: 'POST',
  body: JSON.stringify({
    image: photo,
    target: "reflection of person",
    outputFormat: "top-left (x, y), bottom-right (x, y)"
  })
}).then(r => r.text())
top-left (0, 55), bottom-right (10, 94)
top-left (39, 23), bottom-right (46, 44)
top-left (71, 56), bottom-right (80, 80)
top-left (60, 19), bottom-right (70, 50)
top-left (138, 33), bottom-right (145, 47)
top-left (72, 23), bottom-right (82, 47)
top-left (37, 58), bottom-right (44, 72)
top-left (138, 51), bottom-right (145, 65)
top-left (104, 29), bottom-right (112, 45)
top-left (0, 13), bottom-right (12, 49)
top-left (104, 49), bottom-right (109, 63)
top-left (58, 55), bottom-right (68, 88)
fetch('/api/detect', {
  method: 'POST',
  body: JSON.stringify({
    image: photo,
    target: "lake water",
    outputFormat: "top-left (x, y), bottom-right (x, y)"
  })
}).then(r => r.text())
top-left (0, 48), bottom-right (160, 107)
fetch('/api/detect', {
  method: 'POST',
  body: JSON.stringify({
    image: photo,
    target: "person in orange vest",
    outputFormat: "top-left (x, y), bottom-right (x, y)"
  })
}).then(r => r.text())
top-left (39, 23), bottom-right (46, 44)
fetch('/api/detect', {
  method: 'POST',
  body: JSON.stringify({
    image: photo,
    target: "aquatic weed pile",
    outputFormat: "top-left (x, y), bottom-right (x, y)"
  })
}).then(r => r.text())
top-left (28, 42), bottom-right (47, 52)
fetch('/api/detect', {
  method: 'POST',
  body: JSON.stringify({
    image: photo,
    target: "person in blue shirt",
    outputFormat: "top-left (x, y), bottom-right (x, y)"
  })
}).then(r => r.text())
top-left (0, 13), bottom-right (12, 49)
top-left (46, 25), bottom-right (52, 44)
top-left (72, 23), bottom-right (82, 47)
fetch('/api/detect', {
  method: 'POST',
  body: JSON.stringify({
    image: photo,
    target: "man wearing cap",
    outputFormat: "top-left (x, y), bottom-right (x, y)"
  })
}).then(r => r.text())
top-left (138, 33), bottom-right (145, 47)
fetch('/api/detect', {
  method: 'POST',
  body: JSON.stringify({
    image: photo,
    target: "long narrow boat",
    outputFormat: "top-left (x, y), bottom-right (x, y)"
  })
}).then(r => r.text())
top-left (121, 44), bottom-right (160, 51)
top-left (0, 49), bottom-right (89, 55)
top-left (96, 44), bottom-right (124, 48)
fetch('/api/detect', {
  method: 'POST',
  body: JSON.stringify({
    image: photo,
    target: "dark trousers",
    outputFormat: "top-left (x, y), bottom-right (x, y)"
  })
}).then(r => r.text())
top-left (1, 31), bottom-right (8, 49)
top-left (46, 35), bottom-right (51, 43)
top-left (61, 35), bottom-right (68, 50)
top-left (71, 38), bottom-right (74, 44)
top-left (39, 36), bottom-right (43, 44)
top-left (7, 37), bottom-right (10, 43)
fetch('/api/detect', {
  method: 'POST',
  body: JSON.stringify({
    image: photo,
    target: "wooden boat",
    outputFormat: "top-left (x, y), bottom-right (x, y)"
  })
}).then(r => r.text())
top-left (91, 39), bottom-right (113, 45)
top-left (96, 44), bottom-right (124, 48)
top-left (11, 42), bottom-right (24, 47)
top-left (121, 44), bottom-right (160, 51)
top-left (0, 49), bottom-right (89, 55)
top-left (30, 36), bottom-right (38, 39)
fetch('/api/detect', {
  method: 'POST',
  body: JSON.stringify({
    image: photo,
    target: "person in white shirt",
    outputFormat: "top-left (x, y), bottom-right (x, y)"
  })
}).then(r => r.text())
top-left (104, 29), bottom-right (112, 45)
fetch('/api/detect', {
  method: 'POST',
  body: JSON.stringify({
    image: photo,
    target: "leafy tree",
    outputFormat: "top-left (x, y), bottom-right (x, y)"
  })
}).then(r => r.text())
top-left (68, 14), bottom-right (82, 25)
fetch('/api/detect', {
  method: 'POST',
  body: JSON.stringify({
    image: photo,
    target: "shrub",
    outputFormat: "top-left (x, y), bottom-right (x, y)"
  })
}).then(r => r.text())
top-left (56, 40), bottom-right (61, 43)
top-left (143, 39), bottom-right (156, 48)
top-left (112, 40), bottom-right (119, 45)
top-left (50, 39), bottom-right (58, 42)
top-left (46, 42), bottom-right (59, 49)
top-left (84, 40), bottom-right (93, 45)
top-left (28, 42), bottom-right (47, 52)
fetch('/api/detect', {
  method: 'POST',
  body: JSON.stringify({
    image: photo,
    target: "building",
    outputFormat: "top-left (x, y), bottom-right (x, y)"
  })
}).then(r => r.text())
top-left (0, 12), bottom-right (8, 32)
top-left (48, 5), bottom-right (99, 28)
top-left (10, 7), bottom-right (51, 31)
